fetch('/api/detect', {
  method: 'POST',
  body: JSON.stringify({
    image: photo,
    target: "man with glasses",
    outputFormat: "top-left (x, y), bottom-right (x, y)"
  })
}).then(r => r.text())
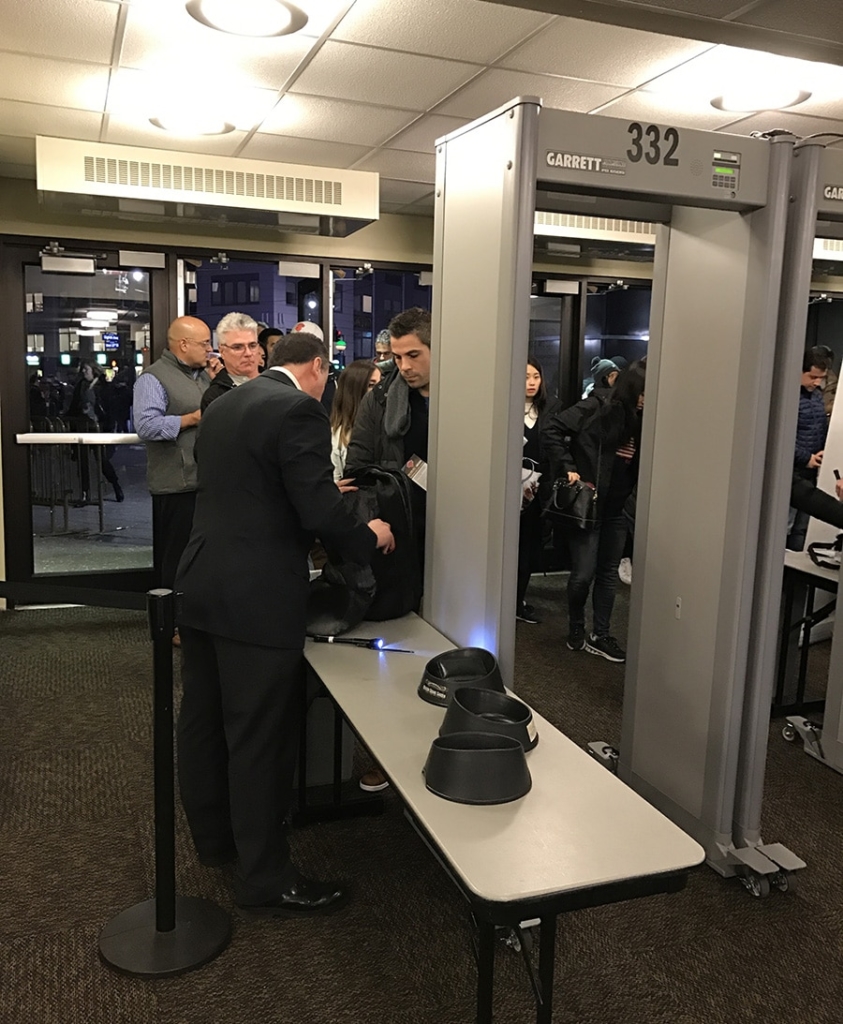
top-left (134, 316), bottom-right (218, 637)
top-left (201, 311), bottom-right (262, 411)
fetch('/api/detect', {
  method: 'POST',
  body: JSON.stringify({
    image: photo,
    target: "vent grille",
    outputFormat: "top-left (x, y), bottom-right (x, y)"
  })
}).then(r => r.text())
top-left (535, 211), bottom-right (656, 238)
top-left (83, 154), bottom-right (343, 206)
top-left (813, 237), bottom-right (843, 263)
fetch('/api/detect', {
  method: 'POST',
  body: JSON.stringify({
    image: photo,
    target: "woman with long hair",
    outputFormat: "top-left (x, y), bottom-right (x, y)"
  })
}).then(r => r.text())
top-left (517, 358), bottom-right (558, 623)
top-left (329, 358), bottom-right (381, 481)
top-left (541, 361), bottom-right (646, 661)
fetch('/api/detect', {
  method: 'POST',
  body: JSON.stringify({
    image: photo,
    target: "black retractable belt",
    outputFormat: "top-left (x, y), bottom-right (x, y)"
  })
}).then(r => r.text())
top-left (99, 589), bottom-right (231, 977)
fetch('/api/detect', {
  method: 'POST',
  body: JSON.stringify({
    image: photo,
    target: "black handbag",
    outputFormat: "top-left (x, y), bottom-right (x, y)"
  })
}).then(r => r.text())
top-left (807, 533), bottom-right (843, 571)
top-left (543, 477), bottom-right (598, 529)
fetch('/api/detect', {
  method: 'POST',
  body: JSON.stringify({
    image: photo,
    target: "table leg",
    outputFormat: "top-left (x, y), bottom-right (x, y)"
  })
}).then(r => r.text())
top-left (537, 916), bottom-right (557, 1024)
top-left (774, 576), bottom-right (796, 709)
top-left (476, 922), bottom-right (495, 1024)
top-left (796, 583), bottom-right (815, 709)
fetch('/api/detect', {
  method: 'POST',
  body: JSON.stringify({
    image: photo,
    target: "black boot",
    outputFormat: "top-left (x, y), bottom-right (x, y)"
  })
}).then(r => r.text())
top-left (113, 482), bottom-right (124, 502)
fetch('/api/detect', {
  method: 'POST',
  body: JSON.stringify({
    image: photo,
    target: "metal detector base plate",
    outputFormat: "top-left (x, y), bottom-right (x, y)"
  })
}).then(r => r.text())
top-left (99, 896), bottom-right (231, 978)
top-left (758, 843), bottom-right (807, 872)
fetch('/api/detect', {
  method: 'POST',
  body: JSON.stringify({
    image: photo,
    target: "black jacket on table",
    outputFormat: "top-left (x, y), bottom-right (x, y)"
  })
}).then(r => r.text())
top-left (176, 371), bottom-right (376, 649)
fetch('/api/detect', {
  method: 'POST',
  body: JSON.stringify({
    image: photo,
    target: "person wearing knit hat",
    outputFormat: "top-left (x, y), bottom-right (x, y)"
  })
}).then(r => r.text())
top-left (583, 357), bottom-right (619, 398)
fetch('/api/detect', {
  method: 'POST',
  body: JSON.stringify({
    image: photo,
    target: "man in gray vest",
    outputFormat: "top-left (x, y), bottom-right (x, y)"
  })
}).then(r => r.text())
top-left (134, 316), bottom-right (216, 613)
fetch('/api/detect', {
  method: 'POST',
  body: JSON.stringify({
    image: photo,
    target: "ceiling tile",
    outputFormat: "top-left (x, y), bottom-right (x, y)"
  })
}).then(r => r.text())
top-left (595, 89), bottom-right (740, 131)
top-left (0, 54), bottom-right (108, 111)
top-left (713, 110), bottom-right (843, 138)
top-left (288, 41), bottom-right (478, 110)
top-left (121, 0), bottom-right (318, 91)
top-left (353, 148), bottom-right (436, 182)
top-left (332, 0), bottom-right (553, 64)
top-left (0, 134), bottom-right (35, 176)
top-left (379, 179), bottom-right (435, 205)
top-left (498, 16), bottom-right (712, 88)
top-left (0, 0), bottom-right (118, 63)
top-left (434, 69), bottom-right (625, 119)
top-left (0, 99), bottom-right (102, 141)
top-left (104, 117), bottom-right (248, 156)
top-left (240, 133), bottom-right (373, 168)
top-left (259, 94), bottom-right (415, 147)
top-left (385, 113), bottom-right (470, 152)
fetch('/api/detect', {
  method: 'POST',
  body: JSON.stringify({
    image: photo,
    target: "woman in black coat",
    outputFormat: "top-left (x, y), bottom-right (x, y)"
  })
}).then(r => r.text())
top-left (541, 362), bottom-right (646, 661)
top-left (517, 358), bottom-right (558, 623)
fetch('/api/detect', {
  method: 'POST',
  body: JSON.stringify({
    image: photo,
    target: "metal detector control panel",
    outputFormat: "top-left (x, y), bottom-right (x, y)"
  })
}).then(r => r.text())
top-left (537, 107), bottom-right (768, 211)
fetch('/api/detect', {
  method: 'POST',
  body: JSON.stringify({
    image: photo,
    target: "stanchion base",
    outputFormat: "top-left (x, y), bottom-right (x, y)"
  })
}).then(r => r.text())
top-left (99, 897), bottom-right (231, 978)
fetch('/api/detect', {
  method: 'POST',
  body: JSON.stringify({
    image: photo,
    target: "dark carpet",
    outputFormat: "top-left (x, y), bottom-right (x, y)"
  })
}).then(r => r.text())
top-left (0, 582), bottom-right (841, 1024)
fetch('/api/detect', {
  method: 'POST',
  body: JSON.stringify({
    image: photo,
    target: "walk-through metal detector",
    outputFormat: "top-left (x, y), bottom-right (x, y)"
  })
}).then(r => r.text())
top-left (425, 97), bottom-right (804, 888)
top-left (776, 143), bottom-right (843, 778)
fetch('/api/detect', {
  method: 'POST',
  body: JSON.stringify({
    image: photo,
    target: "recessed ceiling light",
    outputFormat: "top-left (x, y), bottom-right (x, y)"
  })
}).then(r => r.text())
top-left (86, 310), bottom-right (119, 320)
top-left (185, 0), bottom-right (308, 37)
top-left (711, 87), bottom-right (811, 112)
top-left (150, 114), bottom-right (235, 136)
top-left (79, 320), bottom-right (108, 329)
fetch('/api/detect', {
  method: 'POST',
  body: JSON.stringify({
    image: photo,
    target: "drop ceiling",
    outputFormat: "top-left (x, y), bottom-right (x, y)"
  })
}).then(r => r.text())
top-left (0, 0), bottom-right (841, 220)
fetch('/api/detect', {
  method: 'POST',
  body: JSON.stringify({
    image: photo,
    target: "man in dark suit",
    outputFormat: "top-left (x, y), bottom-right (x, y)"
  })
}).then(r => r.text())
top-left (175, 331), bottom-right (394, 918)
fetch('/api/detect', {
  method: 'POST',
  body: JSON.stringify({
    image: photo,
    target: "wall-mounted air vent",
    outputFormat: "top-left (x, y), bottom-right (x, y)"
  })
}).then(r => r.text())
top-left (36, 137), bottom-right (379, 221)
top-left (534, 211), bottom-right (656, 245)
top-left (814, 237), bottom-right (843, 262)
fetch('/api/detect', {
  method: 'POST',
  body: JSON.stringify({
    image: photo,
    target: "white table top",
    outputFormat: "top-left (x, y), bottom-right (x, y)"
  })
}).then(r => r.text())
top-left (16, 432), bottom-right (141, 445)
top-left (305, 614), bottom-right (704, 905)
top-left (784, 549), bottom-right (840, 586)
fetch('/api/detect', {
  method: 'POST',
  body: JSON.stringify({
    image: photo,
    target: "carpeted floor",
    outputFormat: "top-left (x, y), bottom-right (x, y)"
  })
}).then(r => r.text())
top-left (0, 582), bottom-right (841, 1024)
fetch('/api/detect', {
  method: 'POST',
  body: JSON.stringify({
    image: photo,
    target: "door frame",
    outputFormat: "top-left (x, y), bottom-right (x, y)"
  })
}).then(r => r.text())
top-left (0, 236), bottom-right (170, 608)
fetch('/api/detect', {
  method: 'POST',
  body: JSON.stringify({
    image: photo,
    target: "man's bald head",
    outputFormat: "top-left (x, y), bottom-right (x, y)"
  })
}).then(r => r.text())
top-left (167, 316), bottom-right (211, 369)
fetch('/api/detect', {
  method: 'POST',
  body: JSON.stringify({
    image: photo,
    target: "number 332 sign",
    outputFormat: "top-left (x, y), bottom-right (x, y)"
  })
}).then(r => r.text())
top-left (627, 122), bottom-right (680, 167)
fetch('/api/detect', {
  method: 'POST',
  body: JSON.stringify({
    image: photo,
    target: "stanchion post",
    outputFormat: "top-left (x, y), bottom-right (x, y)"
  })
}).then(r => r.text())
top-left (98, 589), bottom-right (231, 977)
top-left (148, 589), bottom-right (176, 931)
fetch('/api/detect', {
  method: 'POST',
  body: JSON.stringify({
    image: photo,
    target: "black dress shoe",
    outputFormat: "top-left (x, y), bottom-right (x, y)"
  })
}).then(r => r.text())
top-left (236, 876), bottom-right (350, 919)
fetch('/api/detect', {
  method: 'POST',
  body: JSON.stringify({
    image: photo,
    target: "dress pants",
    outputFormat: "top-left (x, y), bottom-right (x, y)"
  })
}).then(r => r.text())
top-left (152, 491), bottom-right (197, 589)
top-left (177, 625), bottom-right (305, 906)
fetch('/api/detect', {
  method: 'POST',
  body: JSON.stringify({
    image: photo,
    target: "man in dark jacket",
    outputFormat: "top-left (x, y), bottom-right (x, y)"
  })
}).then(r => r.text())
top-left (175, 331), bottom-right (394, 917)
top-left (200, 311), bottom-right (261, 411)
top-left (787, 347), bottom-right (843, 550)
top-left (345, 307), bottom-right (431, 474)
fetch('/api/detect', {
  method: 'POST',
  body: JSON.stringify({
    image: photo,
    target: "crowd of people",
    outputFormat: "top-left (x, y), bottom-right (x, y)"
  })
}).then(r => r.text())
top-left (128, 306), bottom-right (842, 923)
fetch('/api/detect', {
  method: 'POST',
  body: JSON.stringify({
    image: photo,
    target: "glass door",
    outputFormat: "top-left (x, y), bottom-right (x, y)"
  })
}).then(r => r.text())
top-left (0, 241), bottom-right (168, 608)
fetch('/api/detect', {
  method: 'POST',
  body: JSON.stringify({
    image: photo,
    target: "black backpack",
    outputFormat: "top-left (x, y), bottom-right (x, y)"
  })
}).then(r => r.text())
top-left (308, 466), bottom-right (423, 633)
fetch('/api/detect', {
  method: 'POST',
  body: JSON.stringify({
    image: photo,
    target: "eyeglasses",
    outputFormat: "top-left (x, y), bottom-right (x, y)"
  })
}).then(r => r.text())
top-left (221, 341), bottom-right (260, 354)
top-left (180, 337), bottom-right (212, 347)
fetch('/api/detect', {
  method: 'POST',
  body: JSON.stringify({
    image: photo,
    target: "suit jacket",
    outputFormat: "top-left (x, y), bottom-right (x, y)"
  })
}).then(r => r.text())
top-left (176, 371), bottom-right (376, 648)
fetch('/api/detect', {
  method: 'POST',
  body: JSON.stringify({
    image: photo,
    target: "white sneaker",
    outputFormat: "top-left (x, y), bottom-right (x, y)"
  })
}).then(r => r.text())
top-left (618, 558), bottom-right (632, 585)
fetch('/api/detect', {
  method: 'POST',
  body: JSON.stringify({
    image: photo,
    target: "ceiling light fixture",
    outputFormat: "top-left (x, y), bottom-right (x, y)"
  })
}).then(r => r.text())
top-left (150, 113), bottom-right (234, 136)
top-left (79, 319), bottom-right (109, 328)
top-left (86, 310), bottom-right (119, 320)
top-left (711, 86), bottom-right (811, 112)
top-left (185, 0), bottom-right (308, 37)
top-left (709, 52), bottom-right (811, 112)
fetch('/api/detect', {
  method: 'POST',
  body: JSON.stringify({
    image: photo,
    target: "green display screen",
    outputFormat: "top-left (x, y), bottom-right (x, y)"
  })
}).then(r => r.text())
top-left (714, 167), bottom-right (736, 175)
